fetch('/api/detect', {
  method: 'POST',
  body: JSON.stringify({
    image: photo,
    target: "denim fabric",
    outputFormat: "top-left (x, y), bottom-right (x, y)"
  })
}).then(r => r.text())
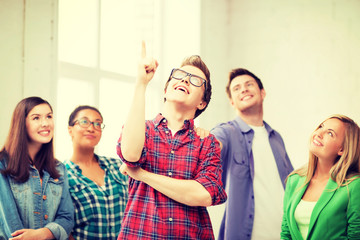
top-left (0, 160), bottom-right (24, 239)
top-left (1, 158), bottom-right (74, 240)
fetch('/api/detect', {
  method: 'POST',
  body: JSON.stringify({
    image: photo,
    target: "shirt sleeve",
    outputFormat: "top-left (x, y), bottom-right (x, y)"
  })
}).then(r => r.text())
top-left (0, 160), bottom-right (24, 238)
top-left (116, 124), bottom-right (148, 167)
top-left (280, 175), bottom-right (295, 240)
top-left (46, 164), bottom-right (74, 239)
top-left (210, 123), bottom-right (229, 155)
top-left (347, 177), bottom-right (360, 239)
top-left (194, 134), bottom-right (227, 206)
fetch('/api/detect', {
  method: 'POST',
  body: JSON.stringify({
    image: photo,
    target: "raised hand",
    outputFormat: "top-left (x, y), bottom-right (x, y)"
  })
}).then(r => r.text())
top-left (137, 41), bottom-right (159, 85)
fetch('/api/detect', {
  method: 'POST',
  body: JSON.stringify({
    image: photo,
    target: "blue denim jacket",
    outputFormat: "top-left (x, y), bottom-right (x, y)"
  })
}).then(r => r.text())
top-left (0, 158), bottom-right (74, 240)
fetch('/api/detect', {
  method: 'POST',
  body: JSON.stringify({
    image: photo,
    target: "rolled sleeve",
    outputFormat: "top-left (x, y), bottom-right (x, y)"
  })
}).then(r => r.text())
top-left (45, 222), bottom-right (68, 240)
top-left (116, 126), bottom-right (147, 167)
top-left (195, 135), bottom-right (227, 205)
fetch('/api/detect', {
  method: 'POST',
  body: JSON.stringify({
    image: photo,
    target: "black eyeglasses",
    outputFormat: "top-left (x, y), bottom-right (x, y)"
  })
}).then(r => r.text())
top-left (170, 68), bottom-right (207, 89)
top-left (72, 117), bottom-right (105, 130)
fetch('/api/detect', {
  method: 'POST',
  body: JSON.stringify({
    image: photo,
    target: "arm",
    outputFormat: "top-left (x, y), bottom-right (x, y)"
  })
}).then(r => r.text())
top-left (120, 164), bottom-right (211, 207)
top-left (280, 175), bottom-right (293, 240)
top-left (44, 166), bottom-right (74, 240)
top-left (120, 41), bottom-right (158, 162)
top-left (0, 161), bottom-right (24, 238)
top-left (347, 177), bottom-right (360, 239)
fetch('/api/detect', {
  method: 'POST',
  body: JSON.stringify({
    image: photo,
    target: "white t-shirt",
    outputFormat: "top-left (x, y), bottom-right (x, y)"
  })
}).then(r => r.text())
top-left (295, 200), bottom-right (317, 240)
top-left (250, 125), bottom-right (285, 240)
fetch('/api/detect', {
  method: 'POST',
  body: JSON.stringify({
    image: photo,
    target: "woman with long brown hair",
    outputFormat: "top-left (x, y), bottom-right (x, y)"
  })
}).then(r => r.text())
top-left (0, 96), bottom-right (74, 240)
top-left (281, 114), bottom-right (360, 239)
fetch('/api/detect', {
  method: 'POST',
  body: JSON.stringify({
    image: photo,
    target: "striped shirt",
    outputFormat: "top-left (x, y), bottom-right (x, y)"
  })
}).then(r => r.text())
top-left (65, 154), bottom-right (128, 239)
top-left (117, 113), bottom-right (227, 240)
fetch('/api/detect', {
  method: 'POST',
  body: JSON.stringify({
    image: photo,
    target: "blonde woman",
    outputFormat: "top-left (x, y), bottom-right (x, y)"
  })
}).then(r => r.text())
top-left (281, 114), bottom-right (360, 239)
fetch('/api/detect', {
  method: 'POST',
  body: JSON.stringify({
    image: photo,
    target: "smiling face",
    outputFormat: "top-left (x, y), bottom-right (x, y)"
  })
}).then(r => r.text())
top-left (164, 65), bottom-right (207, 115)
top-left (310, 118), bottom-right (345, 163)
top-left (229, 74), bottom-right (266, 114)
top-left (26, 103), bottom-right (54, 146)
top-left (68, 109), bottom-right (103, 149)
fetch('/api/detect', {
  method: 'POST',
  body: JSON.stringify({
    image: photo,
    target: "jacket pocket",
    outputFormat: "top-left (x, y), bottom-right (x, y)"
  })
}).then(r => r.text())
top-left (230, 151), bottom-right (250, 179)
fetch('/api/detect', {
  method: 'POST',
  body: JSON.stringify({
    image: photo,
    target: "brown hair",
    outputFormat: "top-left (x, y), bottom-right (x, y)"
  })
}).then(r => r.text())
top-left (226, 68), bottom-right (263, 99)
top-left (164, 55), bottom-right (212, 119)
top-left (0, 97), bottom-right (60, 182)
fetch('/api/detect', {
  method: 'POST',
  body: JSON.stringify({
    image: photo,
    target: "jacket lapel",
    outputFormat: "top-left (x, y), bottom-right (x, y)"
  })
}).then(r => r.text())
top-left (287, 177), bottom-right (308, 240)
top-left (306, 179), bottom-right (338, 239)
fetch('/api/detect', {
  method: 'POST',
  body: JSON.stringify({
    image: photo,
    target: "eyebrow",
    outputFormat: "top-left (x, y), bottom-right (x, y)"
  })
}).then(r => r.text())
top-left (231, 80), bottom-right (255, 89)
top-left (29, 112), bottom-right (53, 117)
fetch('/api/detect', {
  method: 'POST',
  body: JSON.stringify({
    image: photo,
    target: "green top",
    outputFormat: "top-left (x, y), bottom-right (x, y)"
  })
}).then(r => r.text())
top-left (281, 173), bottom-right (360, 240)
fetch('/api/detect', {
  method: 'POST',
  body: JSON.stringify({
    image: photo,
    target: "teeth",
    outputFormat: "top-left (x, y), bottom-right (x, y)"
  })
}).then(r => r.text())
top-left (313, 139), bottom-right (322, 146)
top-left (242, 95), bottom-right (251, 101)
top-left (176, 86), bottom-right (188, 93)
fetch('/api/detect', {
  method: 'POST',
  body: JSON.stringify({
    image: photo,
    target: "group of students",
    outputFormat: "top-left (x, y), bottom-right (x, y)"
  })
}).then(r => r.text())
top-left (0, 42), bottom-right (359, 240)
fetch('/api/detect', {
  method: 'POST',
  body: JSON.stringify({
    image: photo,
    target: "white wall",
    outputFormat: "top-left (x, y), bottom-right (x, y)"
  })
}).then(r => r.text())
top-left (0, 0), bottom-right (57, 146)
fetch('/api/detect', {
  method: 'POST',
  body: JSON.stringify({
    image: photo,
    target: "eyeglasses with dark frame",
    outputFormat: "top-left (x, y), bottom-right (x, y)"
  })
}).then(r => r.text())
top-left (170, 68), bottom-right (207, 89)
top-left (72, 117), bottom-right (105, 130)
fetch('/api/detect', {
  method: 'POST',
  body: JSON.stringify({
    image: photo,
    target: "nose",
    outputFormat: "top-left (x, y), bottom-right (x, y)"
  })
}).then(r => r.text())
top-left (181, 75), bottom-right (191, 85)
top-left (241, 85), bottom-right (248, 93)
top-left (41, 119), bottom-right (49, 127)
top-left (87, 123), bottom-right (96, 132)
top-left (316, 129), bottom-right (324, 139)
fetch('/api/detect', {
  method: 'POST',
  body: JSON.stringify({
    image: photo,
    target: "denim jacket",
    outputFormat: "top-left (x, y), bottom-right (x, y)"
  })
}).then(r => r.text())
top-left (0, 158), bottom-right (74, 240)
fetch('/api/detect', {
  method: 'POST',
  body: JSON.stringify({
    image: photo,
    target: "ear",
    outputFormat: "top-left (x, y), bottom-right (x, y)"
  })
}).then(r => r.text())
top-left (68, 126), bottom-right (73, 136)
top-left (338, 148), bottom-right (344, 156)
top-left (260, 89), bottom-right (266, 100)
top-left (197, 101), bottom-right (207, 111)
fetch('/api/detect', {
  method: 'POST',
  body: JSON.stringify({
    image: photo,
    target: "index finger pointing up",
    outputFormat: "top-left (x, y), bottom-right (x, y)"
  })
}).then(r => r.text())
top-left (141, 40), bottom-right (146, 58)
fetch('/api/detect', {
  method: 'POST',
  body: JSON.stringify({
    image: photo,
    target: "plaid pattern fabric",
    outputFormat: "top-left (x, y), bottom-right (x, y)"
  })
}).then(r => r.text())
top-left (117, 114), bottom-right (227, 240)
top-left (65, 154), bottom-right (128, 240)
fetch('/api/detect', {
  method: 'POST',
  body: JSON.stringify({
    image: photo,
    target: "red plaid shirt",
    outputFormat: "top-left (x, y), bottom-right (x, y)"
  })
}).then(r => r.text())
top-left (117, 114), bottom-right (227, 240)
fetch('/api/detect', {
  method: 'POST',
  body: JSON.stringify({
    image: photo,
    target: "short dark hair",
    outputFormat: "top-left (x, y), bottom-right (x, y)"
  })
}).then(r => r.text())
top-left (226, 68), bottom-right (263, 99)
top-left (164, 55), bottom-right (212, 119)
top-left (68, 105), bottom-right (103, 126)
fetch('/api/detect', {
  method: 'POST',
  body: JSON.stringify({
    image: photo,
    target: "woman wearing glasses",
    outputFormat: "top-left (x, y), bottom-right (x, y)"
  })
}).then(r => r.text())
top-left (65, 106), bottom-right (128, 240)
top-left (0, 96), bottom-right (74, 240)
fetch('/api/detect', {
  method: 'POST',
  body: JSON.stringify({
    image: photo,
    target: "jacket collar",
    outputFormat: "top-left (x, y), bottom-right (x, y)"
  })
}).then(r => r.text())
top-left (288, 177), bottom-right (339, 240)
top-left (234, 115), bottom-right (274, 135)
top-left (307, 179), bottom-right (338, 238)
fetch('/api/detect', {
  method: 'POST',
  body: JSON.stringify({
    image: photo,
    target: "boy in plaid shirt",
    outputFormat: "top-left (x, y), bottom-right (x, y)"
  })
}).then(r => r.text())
top-left (116, 42), bottom-right (227, 240)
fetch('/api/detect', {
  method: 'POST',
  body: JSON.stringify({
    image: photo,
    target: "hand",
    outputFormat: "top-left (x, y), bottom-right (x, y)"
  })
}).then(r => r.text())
top-left (120, 163), bottom-right (145, 181)
top-left (10, 228), bottom-right (54, 240)
top-left (195, 127), bottom-right (210, 139)
top-left (137, 41), bottom-right (159, 85)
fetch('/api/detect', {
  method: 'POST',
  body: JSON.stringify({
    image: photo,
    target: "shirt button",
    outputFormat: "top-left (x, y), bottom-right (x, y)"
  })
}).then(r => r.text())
top-left (170, 150), bottom-right (174, 154)
top-left (249, 214), bottom-right (253, 219)
top-left (165, 131), bottom-right (169, 134)
top-left (169, 218), bottom-right (173, 222)
top-left (44, 215), bottom-right (48, 220)
top-left (168, 172), bottom-right (173, 176)
top-left (43, 195), bottom-right (47, 200)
